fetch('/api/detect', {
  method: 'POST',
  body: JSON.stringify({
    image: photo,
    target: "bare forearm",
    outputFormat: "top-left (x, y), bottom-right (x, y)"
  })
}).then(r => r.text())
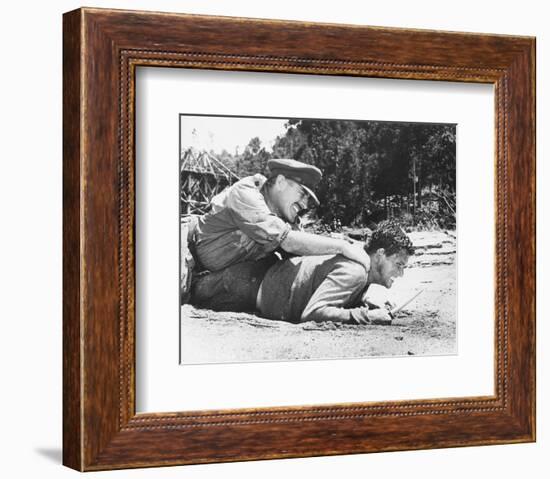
top-left (281, 230), bottom-right (371, 271)
top-left (280, 230), bottom-right (346, 256)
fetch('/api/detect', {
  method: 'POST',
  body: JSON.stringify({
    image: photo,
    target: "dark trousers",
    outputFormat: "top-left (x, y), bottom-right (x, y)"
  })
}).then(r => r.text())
top-left (190, 256), bottom-right (277, 312)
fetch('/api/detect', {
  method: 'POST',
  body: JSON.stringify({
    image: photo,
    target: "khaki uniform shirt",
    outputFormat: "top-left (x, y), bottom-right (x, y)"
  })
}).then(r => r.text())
top-left (194, 174), bottom-right (292, 272)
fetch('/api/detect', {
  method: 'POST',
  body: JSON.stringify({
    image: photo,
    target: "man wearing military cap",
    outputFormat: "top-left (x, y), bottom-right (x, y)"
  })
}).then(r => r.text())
top-left (189, 158), bottom-right (371, 311)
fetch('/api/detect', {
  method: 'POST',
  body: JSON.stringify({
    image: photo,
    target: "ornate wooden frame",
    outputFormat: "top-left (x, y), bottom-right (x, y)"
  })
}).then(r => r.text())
top-left (63, 7), bottom-right (536, 471)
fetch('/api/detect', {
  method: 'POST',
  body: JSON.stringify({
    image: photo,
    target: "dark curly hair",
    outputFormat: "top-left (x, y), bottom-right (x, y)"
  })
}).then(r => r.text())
top-left (365, 220), bottom-right (415, 256)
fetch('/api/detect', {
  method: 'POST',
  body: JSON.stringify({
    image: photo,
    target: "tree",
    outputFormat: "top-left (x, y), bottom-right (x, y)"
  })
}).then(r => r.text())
top-left (234, 137), bottom-right (272, 177)
top-left (271, 119), bottom-right (456, 229)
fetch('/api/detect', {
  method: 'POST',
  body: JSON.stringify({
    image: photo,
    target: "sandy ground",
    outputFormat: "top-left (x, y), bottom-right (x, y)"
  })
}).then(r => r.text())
top-left (180, 230), bottom-right (456, 364)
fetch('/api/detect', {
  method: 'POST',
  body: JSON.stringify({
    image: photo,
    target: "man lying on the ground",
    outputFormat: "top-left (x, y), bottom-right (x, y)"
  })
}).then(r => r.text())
top-left (192, 220), bottom-right (414, 325)
top-left (257, 220), bottom-right (414, 324)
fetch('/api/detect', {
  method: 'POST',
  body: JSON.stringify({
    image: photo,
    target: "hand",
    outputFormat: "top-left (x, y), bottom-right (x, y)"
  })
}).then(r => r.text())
top-left (365, 300), bottom-right (396, 312)
top-left (348, 306), bottom-right (371, 325)
top-left (341, 242), bottom-right (371, 272)
top-left (384, 300), bottom-right (396, 312)
top-left (367, 308), bottom-right (393, 326)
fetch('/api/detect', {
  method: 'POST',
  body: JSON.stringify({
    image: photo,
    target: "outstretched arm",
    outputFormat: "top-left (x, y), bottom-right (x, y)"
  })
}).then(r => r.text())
top-left (300, 259), bottom-right (368, 323)
top-left (305, 304), bottom-right (392, 325)
top-left (281, 230), bottom-right (370, 272)
top-left (297, 257), bottom-right (392, 325)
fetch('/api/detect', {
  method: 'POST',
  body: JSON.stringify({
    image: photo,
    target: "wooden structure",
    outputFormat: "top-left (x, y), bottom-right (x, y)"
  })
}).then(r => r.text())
top-left (180, 148), bottom-right (240, 214)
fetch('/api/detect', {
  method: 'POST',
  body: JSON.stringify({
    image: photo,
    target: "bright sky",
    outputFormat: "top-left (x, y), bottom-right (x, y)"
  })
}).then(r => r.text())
top-left (180, 115), bottom-right (289, 155)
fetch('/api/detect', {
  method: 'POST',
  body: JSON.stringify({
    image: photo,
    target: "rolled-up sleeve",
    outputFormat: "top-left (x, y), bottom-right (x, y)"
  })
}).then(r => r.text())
top-left (226, 183), bottom-right (290, 250)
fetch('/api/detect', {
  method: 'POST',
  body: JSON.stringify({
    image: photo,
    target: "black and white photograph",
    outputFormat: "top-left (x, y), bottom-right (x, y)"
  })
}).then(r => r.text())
top-left (179, 114), bottom-right (457, 364)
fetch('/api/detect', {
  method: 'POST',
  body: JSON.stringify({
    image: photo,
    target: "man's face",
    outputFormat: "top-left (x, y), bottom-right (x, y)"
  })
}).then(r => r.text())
top-left (377, 250), bottom-right (410, 288)
top-left (272, 176), bottom-right (311, 224)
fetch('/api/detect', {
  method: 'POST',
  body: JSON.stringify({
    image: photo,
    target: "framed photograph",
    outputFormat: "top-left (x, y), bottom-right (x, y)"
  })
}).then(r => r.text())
top-left (178, 114), bottom-right (458, 365)
top-left (63, 7), bottom-right (535, 471)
